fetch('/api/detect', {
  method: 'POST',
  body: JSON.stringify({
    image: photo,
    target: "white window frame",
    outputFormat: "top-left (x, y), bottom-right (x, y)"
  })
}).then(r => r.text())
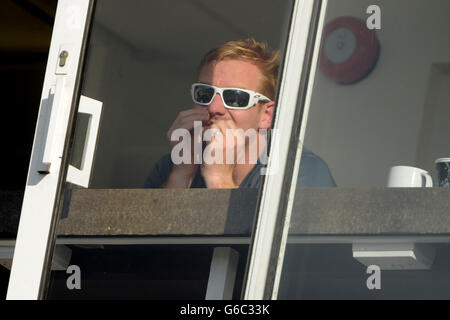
top-left (270, 0), bottom-right (329, 299)
top-left (243, 0), bottom-right (325, 299)
top-left (6, 0), bottom-right (323, 300)
top-left (7, 0), bottom-right (92, 299)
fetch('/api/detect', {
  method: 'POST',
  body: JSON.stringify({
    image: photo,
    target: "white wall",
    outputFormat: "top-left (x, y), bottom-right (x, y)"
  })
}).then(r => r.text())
top-left (304, 0), bottom-right (450, 187)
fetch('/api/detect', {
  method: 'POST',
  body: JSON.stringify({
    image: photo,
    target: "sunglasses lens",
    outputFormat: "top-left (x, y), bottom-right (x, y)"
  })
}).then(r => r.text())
top-left (223, 90), bottom-right (250, 108)
top-left (193, 85), bottom-right (215, 104)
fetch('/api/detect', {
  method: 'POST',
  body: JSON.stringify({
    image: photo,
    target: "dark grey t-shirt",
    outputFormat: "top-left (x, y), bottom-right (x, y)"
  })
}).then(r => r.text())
top-left (144, 147), bottom-right (336, 188)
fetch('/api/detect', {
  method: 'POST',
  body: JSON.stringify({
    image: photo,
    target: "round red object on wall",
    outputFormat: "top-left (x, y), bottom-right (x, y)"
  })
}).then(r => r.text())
top-left (319, 16), bottom-right (380, 84)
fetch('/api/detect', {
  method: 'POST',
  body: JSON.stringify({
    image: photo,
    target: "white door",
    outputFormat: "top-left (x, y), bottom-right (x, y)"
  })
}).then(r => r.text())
top-left (7, 0), bottom-right (92, 299)
top-left (8, 0), bottom-right (322, 299)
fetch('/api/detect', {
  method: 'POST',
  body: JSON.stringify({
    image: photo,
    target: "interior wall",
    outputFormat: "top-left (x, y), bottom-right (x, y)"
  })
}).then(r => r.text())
top-left (416, 64), bottom-right (450, 176)
top-left (304, 0), bottom-right (450, 187)
top-left (0, 0), bottom-right (57, 300)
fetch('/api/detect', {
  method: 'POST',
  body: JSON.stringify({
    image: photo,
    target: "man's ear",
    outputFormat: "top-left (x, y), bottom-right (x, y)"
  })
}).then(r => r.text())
top-left (258, 101), bottom-right (275, 130)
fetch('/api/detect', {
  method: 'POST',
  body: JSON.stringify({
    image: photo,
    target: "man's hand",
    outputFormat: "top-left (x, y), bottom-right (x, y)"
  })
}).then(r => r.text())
top-left (201, 120), bottom-right (246, 188)
top-left (164, 106), bottom-right (209, 188)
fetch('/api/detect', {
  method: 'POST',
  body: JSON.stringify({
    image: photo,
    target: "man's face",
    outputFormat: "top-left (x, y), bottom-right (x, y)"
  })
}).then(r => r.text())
top-left (196, 59), bottom-right (273, 132)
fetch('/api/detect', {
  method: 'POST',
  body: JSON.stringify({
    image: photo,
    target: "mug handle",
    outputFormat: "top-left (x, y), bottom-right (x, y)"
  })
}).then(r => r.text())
top-left (422, 172), bottom-right (433, 187)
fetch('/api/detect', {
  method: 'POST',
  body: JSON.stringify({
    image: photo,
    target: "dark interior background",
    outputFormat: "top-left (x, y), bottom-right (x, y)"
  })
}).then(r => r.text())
top-left (0, 0), bottom-right (57, 299)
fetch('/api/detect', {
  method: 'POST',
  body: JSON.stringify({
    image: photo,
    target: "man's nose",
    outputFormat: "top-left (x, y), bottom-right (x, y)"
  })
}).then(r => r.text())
top-left (207, 93), bottom-right (226, 114)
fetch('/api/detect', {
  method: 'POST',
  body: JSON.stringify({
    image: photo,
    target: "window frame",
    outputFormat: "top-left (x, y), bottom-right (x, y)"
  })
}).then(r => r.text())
top-left (243, 0), bottom-right (325, 300)
top-left (7, 0), bottom-right (93, 299)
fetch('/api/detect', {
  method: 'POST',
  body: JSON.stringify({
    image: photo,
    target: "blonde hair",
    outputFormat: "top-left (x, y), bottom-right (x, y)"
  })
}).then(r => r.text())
top-left (197, 38), bottom-right (281, 100)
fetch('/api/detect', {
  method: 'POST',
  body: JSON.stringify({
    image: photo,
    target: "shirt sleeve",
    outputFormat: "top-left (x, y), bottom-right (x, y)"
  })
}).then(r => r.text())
top-left (144, 154), bottom-right (173, 188)
top-left (297, 148), bottom-right (337, 187)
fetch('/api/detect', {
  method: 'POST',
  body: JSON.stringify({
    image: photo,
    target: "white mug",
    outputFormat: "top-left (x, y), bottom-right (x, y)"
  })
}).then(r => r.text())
top-left (387, 166), bottom-right (433, 187)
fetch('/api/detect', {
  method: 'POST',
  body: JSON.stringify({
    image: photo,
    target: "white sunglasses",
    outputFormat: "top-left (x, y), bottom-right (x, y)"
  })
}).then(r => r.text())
top-left (191, 83), bottom-right (271, 110)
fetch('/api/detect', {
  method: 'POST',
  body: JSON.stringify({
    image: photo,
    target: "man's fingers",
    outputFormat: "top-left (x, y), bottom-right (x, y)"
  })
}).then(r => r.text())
top-left (212, 119), bottom-right (238, 133)
top-left (177, 114), bottom-right (208, 131)
top-left (207, 123), bottom-right (222, 137)
top-left (210, 121), bottom-right (239, 143)
top-left (175, 111), bottom-right (209, 128)
top-left (170, 113), bottom-right (208, 133)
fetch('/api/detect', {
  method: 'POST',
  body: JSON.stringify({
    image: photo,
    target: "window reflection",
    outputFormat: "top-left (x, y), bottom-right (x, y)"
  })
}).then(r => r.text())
top-left (50, 0), bottom-right (296, 300)
top-left (304, 0), bottom-right (450, 188)
top-left (279, 0), bottom-right (450, 300)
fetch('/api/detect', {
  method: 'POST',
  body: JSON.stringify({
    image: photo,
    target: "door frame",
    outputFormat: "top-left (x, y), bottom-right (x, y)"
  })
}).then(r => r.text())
top-left (7, 0), bottom-right (93, 299)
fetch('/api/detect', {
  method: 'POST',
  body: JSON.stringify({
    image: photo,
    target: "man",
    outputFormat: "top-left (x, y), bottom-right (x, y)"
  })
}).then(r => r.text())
top-left (145, 38), bottom-right (335, 189)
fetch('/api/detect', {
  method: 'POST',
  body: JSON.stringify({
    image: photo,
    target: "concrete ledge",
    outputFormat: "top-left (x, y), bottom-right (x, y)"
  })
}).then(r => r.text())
top-left (5, 188), bottom-right (450, 238)
top-left (57, 189), bottom-right (258, 236)
top-left (291, 188), bottom-right (450, 235)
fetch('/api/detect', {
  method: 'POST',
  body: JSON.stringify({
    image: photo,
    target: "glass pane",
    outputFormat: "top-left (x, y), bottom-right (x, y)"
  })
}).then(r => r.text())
top-left (0, 0), bottom-right (57, 298)
top-left (44, 0), bottom-right (294, 299)
top-left (278, 0), bottom-right (450, 299)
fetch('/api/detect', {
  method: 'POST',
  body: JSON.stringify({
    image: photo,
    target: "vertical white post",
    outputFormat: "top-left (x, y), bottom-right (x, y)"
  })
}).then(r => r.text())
top-left (205, 247), bottom-right (239, 300)
top-left (243, 0), bottom-right (320, 300)
top-left (271, 0), bottom-right (329, 300)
